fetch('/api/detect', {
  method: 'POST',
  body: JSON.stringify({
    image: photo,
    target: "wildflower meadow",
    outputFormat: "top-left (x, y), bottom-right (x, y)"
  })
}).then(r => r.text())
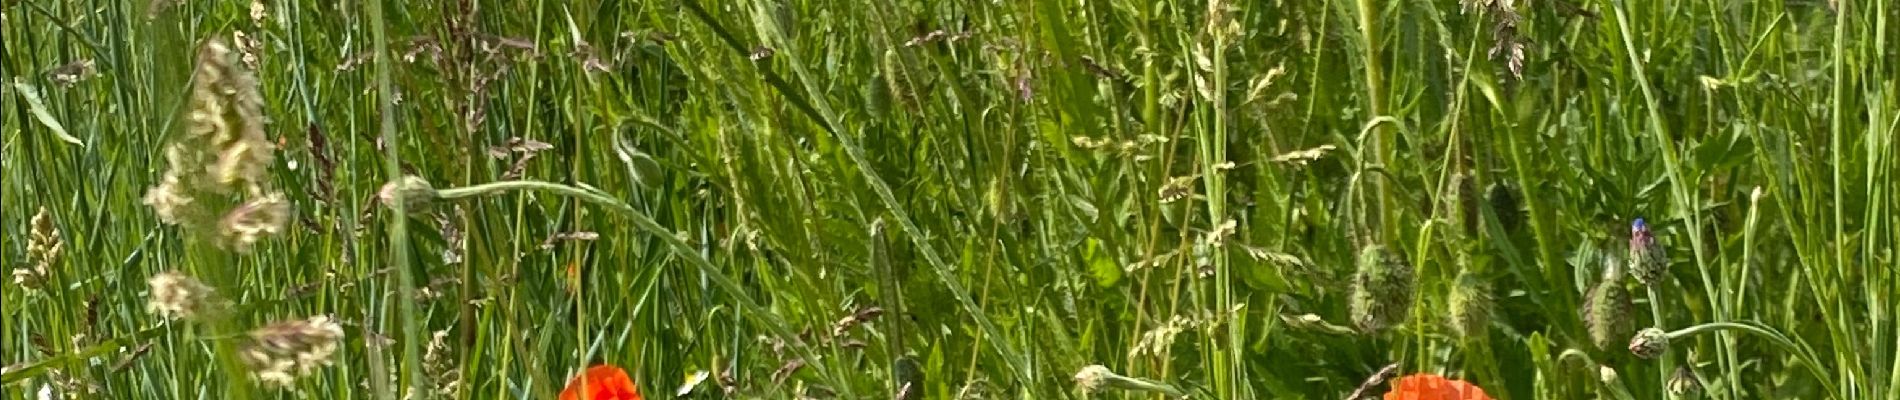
top-left (3, 0), bottom-right (1895, 399)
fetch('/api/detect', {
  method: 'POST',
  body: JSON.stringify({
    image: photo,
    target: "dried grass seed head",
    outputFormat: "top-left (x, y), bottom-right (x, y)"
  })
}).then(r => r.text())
top-left (146, 271), bottom-right (217, 320)
top-left (241, 316), bottom-right (345, 387)
top-left (220, 193), bottom-right (290, 251)
top-left (146, 37), bottom-right (286, 247)
top-left (17, 207), bottom-right (62, 291)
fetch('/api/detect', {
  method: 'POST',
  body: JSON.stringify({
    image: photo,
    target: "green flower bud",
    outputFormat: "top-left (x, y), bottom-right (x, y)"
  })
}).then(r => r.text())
top-left (378, 175), bottom-right (439, 215)
top-left (1447, 270), bottom-right (1493, 339)
top-left (1584, 280), bottom-right (1633, 351)
top-left (893, 356), bottom-right (925, 400)
top-left (1486, 182), bottom-right (1523, 232)
top-left (1668, 366), bottom-right (1703, 398)
top-left (1628, 327), bottom-right (1669, 359)
top-left (1350, 245), bottom-right (1414, 333)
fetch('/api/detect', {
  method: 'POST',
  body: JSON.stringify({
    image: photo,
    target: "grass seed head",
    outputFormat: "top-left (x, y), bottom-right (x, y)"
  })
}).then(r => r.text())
top-left (146, 37), bottom-right (285, 247)
top-left (16, 207), bottom-right (61, 291)
top-left (220, 193), bottom-right (289, 252)
top-left (146, 271), bottom-right (217, 320)
top-left (241, 316), bottom-right (345, 387)
top-left (1350, 245), bottom-right (1414, 333)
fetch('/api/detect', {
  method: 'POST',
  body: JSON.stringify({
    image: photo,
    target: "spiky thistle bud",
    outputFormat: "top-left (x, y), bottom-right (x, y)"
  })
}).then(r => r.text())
top-left (1350, 245), bottom-right (1414, 333)
top-left (1073, 365), bottom-right (1114, 393)
top-left (1447, 270), bottom-right (1492, 339)
top-left (1668, 366), bottom-right (1703, 398)
top-left (241, 316), bottom-right (345, 387)
top-left (1628, 218), bottom-right (1667, 286)
top-left (378, 175), bottom-right (439, 215)
top-left (1628, 327), bottom-right (1669, 359)
top-left (1583, 263), bottom-right (1633, 351)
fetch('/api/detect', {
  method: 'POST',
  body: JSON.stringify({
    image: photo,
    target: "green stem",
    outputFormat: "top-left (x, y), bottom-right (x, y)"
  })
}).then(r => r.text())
top-left (367, 0), bottom-right (425, 397)
top-left (1355, 0), bottom-right (1396, 244)
top-left (432, 179), bottom-right (843, 388)
top-left (1664, 322), bottom-right (1838, 394)
top-left (188, 242), bottom-right (254, 400)
top-left (1647, 285), bottom-right (1675, 400)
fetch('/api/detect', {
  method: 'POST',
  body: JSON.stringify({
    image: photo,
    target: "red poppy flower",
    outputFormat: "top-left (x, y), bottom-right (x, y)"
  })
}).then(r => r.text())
top-left (1384, 373), bottom-right (1493, 400)
top-left (560, 365), bottom-right (643, 400)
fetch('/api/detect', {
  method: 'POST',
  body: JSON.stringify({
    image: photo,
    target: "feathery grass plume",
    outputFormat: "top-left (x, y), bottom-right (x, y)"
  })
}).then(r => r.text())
top-left (1463, 0), bottom-right (1526, 80)
top-left (220, 193), bottom-right (289, 252)
top-left (1447, 269), bottom-right (1492, 339)
top-left (1628, 327), bottom-right (1668, 359)
top-left (1668, 366), bottom-right (1703, 398)
top-left (1583, 260), bottom-right (1633, 350)
top-left (1129, 315), bottom-right (1192, 357)
top-left (143, 37), bottom-right (288, 251)
top-left (146, 271), bottom-right (217, 320)
top-left (13, 207), bottom-right (61, 291)
top-left (420, 329), bottom-right (462, 398)
top-left (379, 175), bottom-right (440, 215)
top-left (240, 316), bottom-right (345, 387)
top-left (1350, 245), bottom-right (1414, 333)
top-left (1627, 218), bottom-right (1667, 286)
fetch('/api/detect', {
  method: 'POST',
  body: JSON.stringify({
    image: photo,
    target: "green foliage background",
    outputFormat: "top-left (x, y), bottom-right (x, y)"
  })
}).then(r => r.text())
top-left (2, 0), bottom-right (1895, 398)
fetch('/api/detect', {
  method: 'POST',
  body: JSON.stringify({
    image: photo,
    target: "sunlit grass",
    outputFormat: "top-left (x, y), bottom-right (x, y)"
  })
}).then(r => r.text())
top-left (3, 0), bottom-right (1894, 399)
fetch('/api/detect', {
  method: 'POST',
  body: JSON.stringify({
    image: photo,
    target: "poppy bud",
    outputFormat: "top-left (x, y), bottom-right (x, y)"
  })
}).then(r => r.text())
top-left (1583, 267), bottom-right (1633, 350)
top-left (378, 175), bottom-right (439, 215)
top-left (1486, 182), bottom-right (1522, 232)
top-left (1628, 218), bottom-right (1667, 286)
top-left (1447, 270), bottom-right (1492, 339)
top-left (893, 356), bottom-right (925, 400)
top-left (1628, 327), bottom-right (1669, 359)
top-left (1351, 245), bottom-right (1414, 333)
top-left (1447, 173), bottom-right (1479, 234)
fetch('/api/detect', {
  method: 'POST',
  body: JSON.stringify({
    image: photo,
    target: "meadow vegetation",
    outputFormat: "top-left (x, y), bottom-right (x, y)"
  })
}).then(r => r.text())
top-left (2, 0), bottom-right (1896, 398)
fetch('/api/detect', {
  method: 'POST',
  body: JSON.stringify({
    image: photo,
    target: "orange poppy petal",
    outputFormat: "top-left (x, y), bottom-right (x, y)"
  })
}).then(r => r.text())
top-left (560, 365), bottom-right (642, 400)
top-left (1384, 374), bottom-right (1492, 400)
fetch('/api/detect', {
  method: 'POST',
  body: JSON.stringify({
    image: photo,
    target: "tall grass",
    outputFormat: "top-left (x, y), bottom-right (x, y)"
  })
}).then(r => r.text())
top-left (3, 0), bottom-right (1895, 399)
